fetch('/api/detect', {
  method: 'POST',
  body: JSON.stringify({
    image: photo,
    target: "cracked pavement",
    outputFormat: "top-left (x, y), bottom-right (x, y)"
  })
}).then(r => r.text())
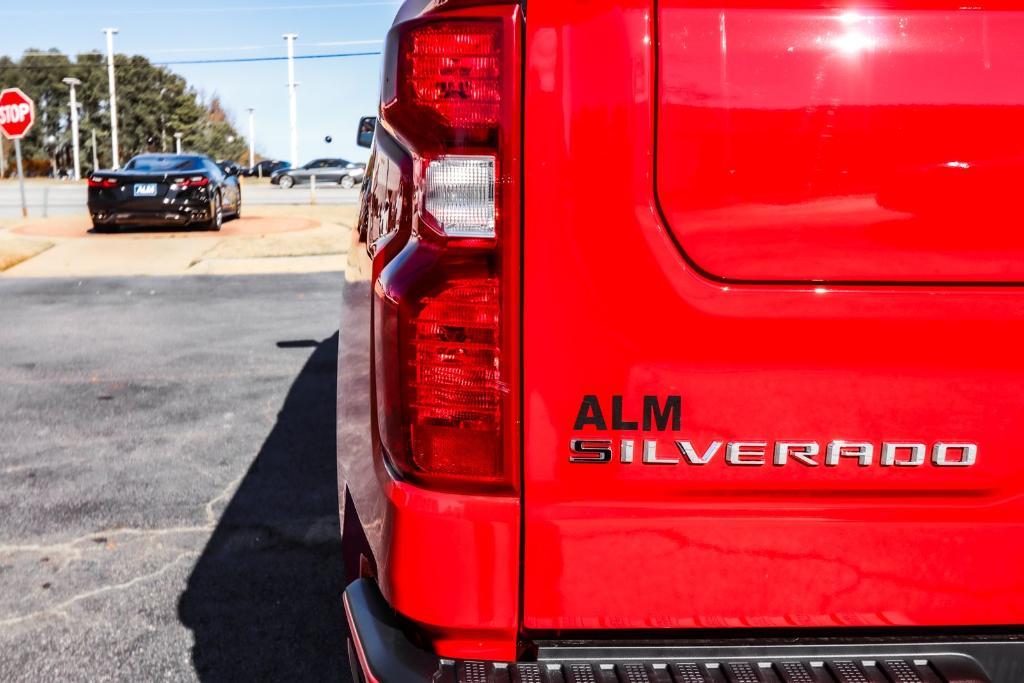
top-left (0, 274), bottom-right (350, 681)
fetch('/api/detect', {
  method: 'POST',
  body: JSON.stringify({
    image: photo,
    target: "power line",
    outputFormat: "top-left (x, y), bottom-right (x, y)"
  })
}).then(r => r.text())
top-left (5, 2), bottom-right (400, 16)
top-left (3, 51), bottom-right (383, 70)
top-left (21, 39), bottom-right (383, 56)
top-left (158, 50), bottom-right (382, 65)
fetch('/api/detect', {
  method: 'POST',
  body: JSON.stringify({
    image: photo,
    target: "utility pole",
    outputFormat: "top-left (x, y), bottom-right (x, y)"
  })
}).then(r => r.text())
top-left (283, 33), bottom-right (299, 168)
top-left (159, 87), bottom-right (167, 152)
top-left (0, 136), bottom-right (5, 179)
top-left (174, 132), bottom-right (183, 155)
top-left (62, 77), bottom-right (82, 181)
top-left (102, 27), bottom-right (120, 168)
top-left (46, 135), bottom-right (58, 178)
top-left (246, 107), bottom-right (256, 172)
top-left (91, 128), bottom-right (99, 171)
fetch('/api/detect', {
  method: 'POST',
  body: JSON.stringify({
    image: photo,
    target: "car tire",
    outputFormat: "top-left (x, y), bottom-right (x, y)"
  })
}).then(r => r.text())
top-left (232, 191), bottom-right (242, 220)
top-left (279, 175), bottom-right (295, 189)
top-left (204, 193), bottom-right (223, 231)
top-left (339, 175), bottom-right (356, 189)
top-left (91, 222), bottom-right (110, 234)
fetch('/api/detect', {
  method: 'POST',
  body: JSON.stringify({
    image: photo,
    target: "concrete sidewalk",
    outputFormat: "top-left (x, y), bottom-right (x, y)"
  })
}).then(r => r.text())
top-left (0, 205), bottom-right (354, 277)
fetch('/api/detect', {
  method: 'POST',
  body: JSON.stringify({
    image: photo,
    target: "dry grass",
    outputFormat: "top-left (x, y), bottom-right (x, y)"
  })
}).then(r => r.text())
top-left (0, 236), bottom-right (54, 271)
top-left (197, 231), bottom-right (345, 261)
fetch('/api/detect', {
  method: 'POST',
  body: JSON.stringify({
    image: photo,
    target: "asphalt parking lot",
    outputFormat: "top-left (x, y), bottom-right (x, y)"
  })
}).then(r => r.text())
top-left (0, 273), bottom-right (352, 682)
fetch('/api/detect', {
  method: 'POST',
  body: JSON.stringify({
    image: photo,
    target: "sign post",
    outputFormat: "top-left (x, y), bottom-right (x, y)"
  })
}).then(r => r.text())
top-left (0, 88), bottom-right (36, 218)
top-left (14, 139), bottom-right (26, 217)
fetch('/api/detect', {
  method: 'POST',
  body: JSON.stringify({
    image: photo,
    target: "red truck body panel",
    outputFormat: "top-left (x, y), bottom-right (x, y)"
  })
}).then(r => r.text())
top-left (338, 0), bottom-right (523, 660)
top-left (340, 0), bottom-right (1024, 665)
top-left (522, 0), bottom-right (1024, 632)
top-left (656, 4), bottom-right (1024, 283)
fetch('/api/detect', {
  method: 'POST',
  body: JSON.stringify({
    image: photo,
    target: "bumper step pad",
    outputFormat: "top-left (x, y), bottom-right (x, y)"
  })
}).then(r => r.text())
top-left (443, 656), bottom-right (988, 683)
top-left (344, 580), bottom-right (1015, 683)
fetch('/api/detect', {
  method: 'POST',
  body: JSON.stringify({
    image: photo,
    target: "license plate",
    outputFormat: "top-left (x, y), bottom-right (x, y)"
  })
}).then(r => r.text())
top-left (133, 183), bottom-right (158, 197)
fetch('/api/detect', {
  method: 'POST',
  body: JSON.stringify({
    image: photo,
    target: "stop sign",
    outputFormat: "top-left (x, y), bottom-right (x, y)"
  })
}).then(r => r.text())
top-left (0, 88), bottom-right (35, 140)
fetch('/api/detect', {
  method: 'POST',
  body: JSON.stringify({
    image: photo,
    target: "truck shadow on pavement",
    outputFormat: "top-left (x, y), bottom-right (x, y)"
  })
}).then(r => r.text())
top-left (177, 333), bottom-right (350, 682)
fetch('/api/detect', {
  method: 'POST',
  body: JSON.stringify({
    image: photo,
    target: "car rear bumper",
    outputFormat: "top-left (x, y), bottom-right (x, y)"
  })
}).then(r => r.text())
top-left (89, 205), bottom-right (211, 226)
top-left (343, 578), bottom-right (1024, 683)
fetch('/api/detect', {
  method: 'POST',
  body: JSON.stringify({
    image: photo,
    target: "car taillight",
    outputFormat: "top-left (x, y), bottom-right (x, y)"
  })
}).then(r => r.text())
top-left (87, 177), bottom-right (118, 189)
top-left (374, 5), bottom-right (521, 493)
top-left (177, 176), bottom-right (209, 188)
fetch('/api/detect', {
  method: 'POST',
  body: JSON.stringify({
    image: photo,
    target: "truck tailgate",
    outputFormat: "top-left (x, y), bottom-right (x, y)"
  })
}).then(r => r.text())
top-left (656, 3), bottom-right (1024, 283)
top-left (522, 0), bottom-right (1024, 633)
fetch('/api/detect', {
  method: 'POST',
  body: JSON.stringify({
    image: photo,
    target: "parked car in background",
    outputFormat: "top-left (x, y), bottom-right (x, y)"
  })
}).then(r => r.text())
top-left (243, 159), bottom-right (290, 178)
top-left (338, 164), bottom-right (365, 189)
top-left (87, 153), bottom-right (241, 232)
top-left (271, 158), bottom-right (366, 189)
top-left (217, 160), bottom-right (242, 177)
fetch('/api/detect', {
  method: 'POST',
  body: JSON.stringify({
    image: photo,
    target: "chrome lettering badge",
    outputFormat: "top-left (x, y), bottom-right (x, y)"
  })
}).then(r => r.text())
top-left (568, 395), bottom-right (977, 468)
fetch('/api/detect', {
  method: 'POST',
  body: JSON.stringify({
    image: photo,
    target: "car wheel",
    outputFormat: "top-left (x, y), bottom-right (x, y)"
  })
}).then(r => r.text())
top-left (339, 175), bottom-right (356, 189)
top-left (205, 193), bottom-right (223, 231)
top-left (279, 175), bottom-right (295, 189)
top-left (233, 191), bottom-right (242, 220)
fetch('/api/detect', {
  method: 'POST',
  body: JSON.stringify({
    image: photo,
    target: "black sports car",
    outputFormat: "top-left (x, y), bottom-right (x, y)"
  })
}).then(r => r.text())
top-left (88, 153), bottom-right (241, 232)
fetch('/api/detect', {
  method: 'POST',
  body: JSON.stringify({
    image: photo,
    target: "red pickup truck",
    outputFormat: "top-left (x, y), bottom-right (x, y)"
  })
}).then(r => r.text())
top-left (337, 1), bottom-right (1024, 680)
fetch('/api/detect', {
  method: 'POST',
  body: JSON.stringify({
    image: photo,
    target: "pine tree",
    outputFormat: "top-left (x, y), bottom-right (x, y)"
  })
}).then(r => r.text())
top-left (0, 50), bottom-right (248, 176)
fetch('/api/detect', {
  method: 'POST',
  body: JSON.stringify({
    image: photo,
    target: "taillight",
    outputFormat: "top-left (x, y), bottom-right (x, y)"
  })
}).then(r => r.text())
top-left (176, 176), bottom-right (210, 188)
top-left (407, 278), bottom-right (502, 480)
top-left (404, 22), bottom-right (502, 134)
top-left (87, 177), bottom-right (118, 189)
top-left (374, 4), bottom-right (521, 493)
top-left (424, 155), bottom-right (496, 237)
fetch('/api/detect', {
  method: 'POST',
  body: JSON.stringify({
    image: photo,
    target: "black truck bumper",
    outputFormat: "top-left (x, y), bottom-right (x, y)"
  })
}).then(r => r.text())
top-left (343, 579), bottom-right (1023, 683)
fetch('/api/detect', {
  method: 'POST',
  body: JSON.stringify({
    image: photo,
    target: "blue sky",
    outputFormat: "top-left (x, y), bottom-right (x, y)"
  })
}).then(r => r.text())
top-left (3, 1), bottom-right (402, 163)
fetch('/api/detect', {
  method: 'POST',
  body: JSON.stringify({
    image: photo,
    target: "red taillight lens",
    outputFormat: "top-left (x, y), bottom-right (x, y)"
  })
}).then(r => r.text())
top-left (406, 278), bottom-right (503, 480)
top-left (179, 175), bottom-right (209, 188)
top-left (386, 19), bottom-right (505, 146)
top-left (88, 177), bottom-right (118, 188)
top-left (405, 23), bottom-right (502, 130)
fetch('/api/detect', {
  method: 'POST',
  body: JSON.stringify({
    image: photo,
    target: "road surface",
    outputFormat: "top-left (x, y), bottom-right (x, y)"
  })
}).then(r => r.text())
top-left (0, 181), bottom-right (359, 219)
top-left (0, 274), bottom-right (351, 681)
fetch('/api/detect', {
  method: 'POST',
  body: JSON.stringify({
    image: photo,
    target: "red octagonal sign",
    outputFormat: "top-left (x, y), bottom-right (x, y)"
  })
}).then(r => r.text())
top-left (0, 88), bottom-right (35, 140)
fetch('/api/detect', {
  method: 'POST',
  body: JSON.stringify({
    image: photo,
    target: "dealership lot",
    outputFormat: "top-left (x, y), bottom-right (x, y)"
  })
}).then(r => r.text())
top-left (0, 274), bottom-right (352, 681)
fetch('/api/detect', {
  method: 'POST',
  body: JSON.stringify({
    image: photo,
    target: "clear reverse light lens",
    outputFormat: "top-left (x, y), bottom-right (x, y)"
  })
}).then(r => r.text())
top-left (424, 155), bottom-right (495, 238)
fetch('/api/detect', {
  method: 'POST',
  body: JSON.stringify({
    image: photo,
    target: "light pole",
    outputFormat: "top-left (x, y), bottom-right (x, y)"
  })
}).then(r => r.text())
top-left (91, 129), bottom-right (99, 171)
top-left (46, 135), bottom-right (58, 178)
top-left (62, 77), bottom-right (82, 181)
top-left (159, 87), bottom-right (167, 152)
top-left (174, 132), bottom-right (183, 155)
top-left (283, 33), bottom-right (299, 168)
top-left (102, 28), bottom-right (120, 168)
top-left (246, 107), bottom-right (255, 173)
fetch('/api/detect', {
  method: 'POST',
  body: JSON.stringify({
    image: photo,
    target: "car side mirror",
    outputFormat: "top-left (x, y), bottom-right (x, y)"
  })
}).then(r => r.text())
top-left (357, 116), bottom-right (377, 148)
